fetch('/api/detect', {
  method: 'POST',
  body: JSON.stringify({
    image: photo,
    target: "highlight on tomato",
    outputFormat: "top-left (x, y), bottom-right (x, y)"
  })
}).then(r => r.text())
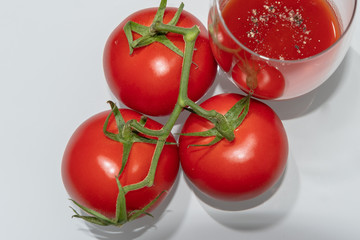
top-left (232, 58), bottom-right (285, 99)
top-left (103, 4), bottom-right (217, 116)
top-left (62, 107), bottom-right (179, 225)
top-left (179, 93), bottom-right (288, 201)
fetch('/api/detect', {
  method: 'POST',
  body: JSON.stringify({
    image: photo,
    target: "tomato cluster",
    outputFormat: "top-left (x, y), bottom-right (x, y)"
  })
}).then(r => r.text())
top-left (62, 0), bottom-right (288, 228)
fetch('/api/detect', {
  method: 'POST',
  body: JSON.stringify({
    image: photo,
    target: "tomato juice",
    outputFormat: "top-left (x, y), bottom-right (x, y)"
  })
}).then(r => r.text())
top-left (221, 0), bottom-right (341, 60)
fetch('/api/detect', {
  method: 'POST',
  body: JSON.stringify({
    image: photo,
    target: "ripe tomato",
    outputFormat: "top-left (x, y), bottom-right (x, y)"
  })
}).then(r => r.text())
top-left (103, 7), bottom-right (217, 116)
top-left (179, 93), bottom-right (288, 201)
top-left (208, 7), bottom-right (238, 73)
top-left (232, 59), bottom-right (285, 99)
top-left (62, 109), bottom-right (179, 219)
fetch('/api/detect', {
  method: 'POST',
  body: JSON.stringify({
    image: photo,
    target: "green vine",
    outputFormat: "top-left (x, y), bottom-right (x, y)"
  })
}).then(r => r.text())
top-left (70, 0), bottom-right (252, 227)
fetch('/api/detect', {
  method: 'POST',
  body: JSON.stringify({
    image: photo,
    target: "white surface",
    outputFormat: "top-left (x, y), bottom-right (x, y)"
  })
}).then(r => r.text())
top-left (1, 0), bottom-right (359, 239)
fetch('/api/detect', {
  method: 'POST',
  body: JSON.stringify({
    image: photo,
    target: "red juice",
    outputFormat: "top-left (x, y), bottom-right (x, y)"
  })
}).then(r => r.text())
top-left (221, 0), bottom-right (341, 60)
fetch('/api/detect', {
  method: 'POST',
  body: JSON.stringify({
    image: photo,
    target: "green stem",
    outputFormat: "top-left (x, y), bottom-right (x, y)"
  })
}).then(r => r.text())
top-left (129, 120), bottom-right (165, 137)
top-left (129, 23), bottom-right (200, 136)
top-left (184, 99), bottom-right (235, 141)
top-left (177, 35), bottom-right (197, 105)
top-left (73, 1), bottom-right (242, 227)
top-left (151, 21), bottom-right (198, 37)
top-left (123, 11), bottom-right (238, 194)
top-left (123, 139), bottom-right (166, 193)
top-left (124, 24), bottom-right (200, 193)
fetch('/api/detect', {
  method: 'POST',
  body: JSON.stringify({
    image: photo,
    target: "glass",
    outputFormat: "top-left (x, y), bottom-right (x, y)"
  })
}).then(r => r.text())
top-left (208, 0), bottom-right (357, 99)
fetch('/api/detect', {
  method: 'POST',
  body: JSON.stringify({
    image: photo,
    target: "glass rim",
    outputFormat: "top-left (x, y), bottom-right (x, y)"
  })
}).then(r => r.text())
top-left (214, 0), bottom-right (358, 64)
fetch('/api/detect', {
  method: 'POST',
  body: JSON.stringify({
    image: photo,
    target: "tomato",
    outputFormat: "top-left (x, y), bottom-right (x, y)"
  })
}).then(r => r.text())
top-left (208, 8), bottom-right (251, 73)
top-left (208, 9), bottom-right (235, 73)
top-left (232, 59), bottom-right (285, 99)
top-left (179, 93), bottom-right (288, 201)
top-left (62, 108), bottom-right (179, 219)
top-left (103, 7), bottom-right (217, 116)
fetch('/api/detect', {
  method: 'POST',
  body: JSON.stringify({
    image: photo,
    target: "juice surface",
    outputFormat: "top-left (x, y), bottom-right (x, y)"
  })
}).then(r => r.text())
top-left (222, 0), bottom-right (341, 60)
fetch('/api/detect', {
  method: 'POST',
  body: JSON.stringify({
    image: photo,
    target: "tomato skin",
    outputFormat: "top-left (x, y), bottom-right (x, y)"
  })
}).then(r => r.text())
top-left (62, 109), bottom-right (179, 218)
top-left (179, 93), bottom-right (288, 201)
top-left (103, 8), bottom-right (217, 116)
top-left (208, 7), bottom-right (238, 73)
top-left (232, 59), bottom-right (285, 99)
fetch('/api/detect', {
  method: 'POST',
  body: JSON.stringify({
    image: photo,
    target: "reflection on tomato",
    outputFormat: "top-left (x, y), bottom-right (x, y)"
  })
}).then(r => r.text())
top-left (232, 59), bottom-right (285, 99)
top-left (208, 7), bottom-right (238, 73)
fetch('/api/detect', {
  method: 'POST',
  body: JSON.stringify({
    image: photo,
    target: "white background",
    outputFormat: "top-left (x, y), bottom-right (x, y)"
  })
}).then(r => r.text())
top-left (1, 0), bottom-right (360, 239)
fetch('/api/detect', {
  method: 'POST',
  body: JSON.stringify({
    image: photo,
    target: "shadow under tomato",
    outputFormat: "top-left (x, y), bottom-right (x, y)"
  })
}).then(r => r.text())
top-left (185, 151), bottom-right (300, 231)
top-left (80, 171), bottom-right (190, 240)
top-left (265, 50), bottom-right (351, 120)
top-left (209, 49), bottom-right (352, 121)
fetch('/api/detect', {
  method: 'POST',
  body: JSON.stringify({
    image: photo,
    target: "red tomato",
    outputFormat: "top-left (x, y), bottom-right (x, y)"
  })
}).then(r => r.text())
top-left (103, 8), bottom-right (217, 116)
top-left (232, 59), bottom-right (285, 99)
top-left (208, 10), bottom-right (235, 73)
top-left (208, 8), bottom-right (251, 73)
top-left (62, 109), bottom-right (179, 218)
top-left (179, 93), bottom-right (288, 201)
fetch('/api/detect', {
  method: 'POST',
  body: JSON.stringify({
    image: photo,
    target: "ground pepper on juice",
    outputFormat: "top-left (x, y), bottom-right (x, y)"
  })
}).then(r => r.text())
top-left (222, 0), bottom-right (341, 60)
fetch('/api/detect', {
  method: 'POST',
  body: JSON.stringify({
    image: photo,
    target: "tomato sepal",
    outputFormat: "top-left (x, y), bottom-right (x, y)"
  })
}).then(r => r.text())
top-left (70, 200), bottom-right (115, 226)
top-left (69, 177), bottom-right (128, 226)
top-left (127, 190), bottom-right (166, 222)
top-left (114, 178), bottom-right (128, 225)
top-left (69, 178), bottom-right (166, 227)
top-left (181, 94), bottom-right (251, 147)
top-left (123, 0), bottom-right (185, 57)
top-left (104, 101), bottom-right (149, 176)
top-left (103, 101), bottom-right (178, 177)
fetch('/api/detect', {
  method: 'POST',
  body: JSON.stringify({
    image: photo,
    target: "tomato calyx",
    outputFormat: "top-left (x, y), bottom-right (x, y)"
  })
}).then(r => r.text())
top-left (123, 0), bottom-right (185, 57)
top-left (70, 179), bottom-right (166, 227)
top-left (232, 56), bottom-right (286, 99)
top-left (182, 94), bottom-right (251, 146)
top-left (104, 101), bottom-right (165, 176)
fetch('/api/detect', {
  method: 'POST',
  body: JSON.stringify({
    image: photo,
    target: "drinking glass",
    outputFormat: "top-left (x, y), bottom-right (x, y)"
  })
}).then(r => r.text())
top-left (208, 0), bottom-right (358, 99)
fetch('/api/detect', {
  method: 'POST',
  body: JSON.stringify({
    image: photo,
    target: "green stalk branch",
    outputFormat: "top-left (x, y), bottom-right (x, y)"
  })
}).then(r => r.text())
top-left (125, 14), bottom-right (236, 193)
top-left (123, 23), bottom-right (201, 193)
top-left (123, 139), bottom-right (166, 193)
top-left (72, 0), bottom-right (246, 227)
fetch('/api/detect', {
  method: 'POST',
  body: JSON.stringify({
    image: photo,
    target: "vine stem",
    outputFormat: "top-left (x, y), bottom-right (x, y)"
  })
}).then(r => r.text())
top-left (124, 23), bottom-right (200, 193)
top-left (125, 18), bottom-right (236, 193)
top-left (71, 0), bottom-right (240, 226)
